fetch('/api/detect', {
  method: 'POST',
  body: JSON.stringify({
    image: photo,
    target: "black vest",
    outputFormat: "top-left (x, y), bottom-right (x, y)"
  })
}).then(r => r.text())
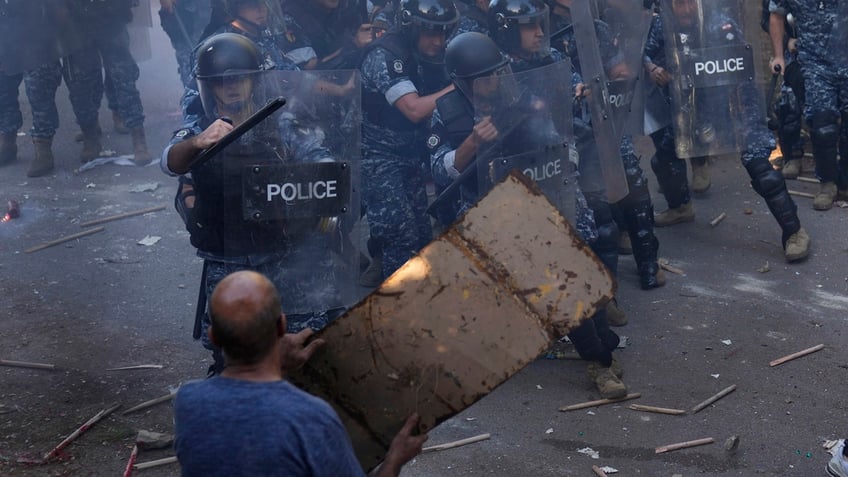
top-left (361, 31), bottom-right (421, 132)
top-left (435, 90), bottom-right (474, 148)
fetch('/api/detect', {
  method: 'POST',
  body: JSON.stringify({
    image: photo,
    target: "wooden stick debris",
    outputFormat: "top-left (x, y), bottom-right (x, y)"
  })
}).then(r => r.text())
top-left (422, 433), bottom-right (491, 453)
top-left (628, 404), bottom-right (686, 415)
top-left (559, 393), bottom-right (641, 412)
top-left (591, 465), bottom-right (608, 477)
top-left (122, 445), bottom-right (139, 477)
top-left (123, 391), bottom-right (176, 415)
top-left (107, 364), bottom-right (164, 371)
top-left (769, 344), bottom-right (825, 367)
top-left (691, 385), bottom-right (736, 414)
top-left (0, 359), bottom-right (56, 370)
top-left (80, 205), bottom-right (166, 228)
top-left (655, 437), bottom-right (714, 454)
top-left (788, 190), bottom-right (815, 199)
top-left (42, 403), bottom-right (121, 462)
top-left (658, 258), bottom-right (685, 275)
top-left (133, 456), bottom-right (178, 470)
top-left (796, 176), bottom-right (818, 184)
top-left (25, 226), bottom-right (105, 254)
top-left (709, 212), bottom-right (727, 227)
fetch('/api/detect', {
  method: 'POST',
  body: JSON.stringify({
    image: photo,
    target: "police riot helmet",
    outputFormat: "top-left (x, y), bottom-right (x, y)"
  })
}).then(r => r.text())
top-left (398, 0), bottom-right (460, 51)
top-left (195, 33), bottom-right (265, 117)
top-left (446, 32), bottom-right (510, 99)
top-left (487, 0), bottom-right (550, 57)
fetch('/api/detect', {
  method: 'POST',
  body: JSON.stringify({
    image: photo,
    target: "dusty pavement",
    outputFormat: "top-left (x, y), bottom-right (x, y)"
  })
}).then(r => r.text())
top-left (1, 6), bottom-right (847, 477)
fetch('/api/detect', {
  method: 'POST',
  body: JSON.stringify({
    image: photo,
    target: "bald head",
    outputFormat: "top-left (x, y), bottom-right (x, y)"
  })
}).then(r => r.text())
top-left (209, 271), bottom-right (283, 365)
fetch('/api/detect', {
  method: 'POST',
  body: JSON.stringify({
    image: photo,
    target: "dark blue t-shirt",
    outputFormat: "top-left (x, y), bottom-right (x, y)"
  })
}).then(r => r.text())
top-left (174, 377), bottom-right (365, 477)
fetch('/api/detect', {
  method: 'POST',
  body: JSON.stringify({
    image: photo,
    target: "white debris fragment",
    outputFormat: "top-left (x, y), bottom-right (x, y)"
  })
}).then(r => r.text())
top-left (711, 374), bottom-right (720, 379)
top-left (536, 384), bottom-right (543, 390)
top-left (137, 235), bottom-right (162, 246)
top-left (128, 182), bottom-right (160, 193)
top-left (600, 466), bottom-right (619, 474)
top-left (545, 428), bottom-right (553, 434)
top-left (721, 339), bottom-right (732, 346)
top-left (586, 411), bottom-right (595, 416)
top-left (465, 417), bottom-right (476, 422)
top-left (85, 183), bottom-right (96, 189)
top-left (577, 447), bottom-right (600, 459)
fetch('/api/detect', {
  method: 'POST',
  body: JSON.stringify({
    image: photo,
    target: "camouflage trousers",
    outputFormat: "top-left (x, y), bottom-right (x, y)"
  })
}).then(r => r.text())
top-left (802, 65), bottom-right (848, 185)
top-left (0, 62), bottom-right (62, 137)
top-left (361, 152), bottom-right (433, 280)
top-left (159, 0), bottom-right (210, 88)
top-left (62, 23), bottom-right (144, 129)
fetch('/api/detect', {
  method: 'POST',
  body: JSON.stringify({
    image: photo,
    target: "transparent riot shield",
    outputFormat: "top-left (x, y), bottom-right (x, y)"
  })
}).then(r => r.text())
top-left (0, 2), bottom-right (83, 75)
top-left (193, 69), bottom-right (361, 330)
top-left (129, 0), bottom-right (153, 62)
top-left (659, 0), bottom-right (767, 159)
top-left (570, 0), bottom-right (633, 203)
top-left (474, 61), bottom-right (576, 223)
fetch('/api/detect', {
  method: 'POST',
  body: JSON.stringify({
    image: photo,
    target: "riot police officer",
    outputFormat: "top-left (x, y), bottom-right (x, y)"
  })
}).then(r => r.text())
top-left (770, 0), bottom-right (848, 210)
top-left (163, 33), bottom-right (350, 375)
top-left (281, 0), bottom-right (372, 70)
top-left (359, 0), bottom-right (458, 282)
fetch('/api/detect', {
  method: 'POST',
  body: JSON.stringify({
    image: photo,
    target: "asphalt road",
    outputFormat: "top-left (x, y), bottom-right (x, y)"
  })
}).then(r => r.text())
top-left (1, 11), bottom-right (847, 477)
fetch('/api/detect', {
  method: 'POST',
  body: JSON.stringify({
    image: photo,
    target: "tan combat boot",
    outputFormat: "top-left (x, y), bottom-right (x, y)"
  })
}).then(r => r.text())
top-left (654, 202), bottom-right (695, 227)
top-left (113, 111), bottom-right (130, 134)
top-left (781, 159), bottom-right (801, 179)
top-left (813, 182), bottom-right (837, 210)
top-left (605, 299), bottom-right (627, 327)
top-left (28, 137), bottom-right (54, 177)
top-left (691, 159), bottom-right (711, 193)
top-left (0, 132), bottom-right (17, 165)
top-left (131, 126), bottom-right (152, 166)
top-left (80, 124), bottom-right (102, 163)
top-left (587, 362), bottom-right (627, 399)
top-left (784, 227), bottom-right (810, 262)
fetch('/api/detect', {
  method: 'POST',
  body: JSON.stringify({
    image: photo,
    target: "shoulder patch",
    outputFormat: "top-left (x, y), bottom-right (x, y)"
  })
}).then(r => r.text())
top-left (393, 59), bottom-right (404, 74)
top-left (427, 134), bottom-right (440, 148)
top-left (175, 129), bottom-right (190, 138)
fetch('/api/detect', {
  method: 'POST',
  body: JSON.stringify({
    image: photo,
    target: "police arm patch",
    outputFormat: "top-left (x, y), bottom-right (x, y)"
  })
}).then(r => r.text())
top-left (427, 134), bottom-right (440, 149)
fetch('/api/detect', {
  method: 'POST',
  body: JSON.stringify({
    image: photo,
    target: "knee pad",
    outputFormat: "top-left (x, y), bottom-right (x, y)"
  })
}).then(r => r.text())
top-left (747, 162), bottom-right (785, 199)
top-left (809, 110), bottom-right (840, 147)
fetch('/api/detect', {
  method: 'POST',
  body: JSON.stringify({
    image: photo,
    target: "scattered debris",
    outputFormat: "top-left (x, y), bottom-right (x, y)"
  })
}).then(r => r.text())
top-left (123, 389), bottom-right (178, 415)
top-left (536, 384), bottom-right (543, 390)
top-left (628, 404), bottom-right (686, 416)
top-left (85, 183), bottom-right (96, 189)
top-left (709, 212), bottom-right (727, 227)
top-left (788, 190), bottom-right (815, 199)
top-left (796, 176), bottom-right (818, 184)
top-left (0, 359), bottom-right (56, 370)
top-left (691, 384), bottom-right (736, 413)
top-left (743, 208), bottom-right (753, 215)
top-left (710, 374), bottom-right (720, 379)
top-left (545, 428), bottom-right (554, 434)
top-left (591, 464), bottom-right (608, 477)
top-left (76, 154), bottom-right (147, 173)
top-left (658, 258), bottom-right (685, 275)
top-left (725, 435), bottom-right (740, 453)
top-left (758, 261), bottom-right (771, 273)
top-left (559, 393), bottom-right (641, 412)
top-left (721, 339), bottom-right (732, 346)
top-left (106, 365), bottom-right (164, 371)
top-left (769, 344), bottom-right (825, 367)
top-left (25, 226), bottom-right (105, 254)
top-left (136, 430), bottom-right (174, 450)
top-left (655, 437), bottom-right (714, 454)
top-left (616, 336), bottom-right (630, 349)
top-left (599, 466), bottom-right (618, 474)
top-left (128, 183), bottom-right (160, 193)
top-left (578, 447), bottom-right (600, 459)
top-left (122, 445), bottom-right (139, 477)
top-left (422, 433), bottom-right (490, 453)
top-left (133, 456), bottom-right (178, 471)
top-left (465, 417), bottom-right (476, 422)
top-left (80, 205), bottom-right (166, 228)
top-left (137, 236), bottom-right (162, 246)
top-left (42, 403), bottom-right (121, 462)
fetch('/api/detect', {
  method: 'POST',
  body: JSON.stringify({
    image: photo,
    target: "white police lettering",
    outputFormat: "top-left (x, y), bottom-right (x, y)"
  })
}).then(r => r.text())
top-left (524, 159), bottom-right (562, 181)
top-left (266, 181), bottom-right (338, 202)
top-left (608, 91), bottom-right (633, 109)
top-left (694, 57), bottom-right (744, 76)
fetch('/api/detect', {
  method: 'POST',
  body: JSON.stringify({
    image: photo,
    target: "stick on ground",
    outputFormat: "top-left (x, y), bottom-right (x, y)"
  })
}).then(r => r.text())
top-left (709, 212), bottom-right (727, 227)
top-left (628, 404), bottom-right (686, 415)
top-left (592, 465), bottom-right (608, 477)
top-left (788, 190), bottom-right (815, 199)
top-left (133, 456), bottom-right (178, 470)
top-left (422, 433), bottom-right (491, 453)
top-left (80, 205), bottom-right (166, 228)
top-left (43, 403), bottom-right (121, 462)
top-left (691, 385), bottom-right (736, 414)
top-left (25, 227), bottom-right (105, 254)
top-left (769, 344), bottom-right (825, 367)
top-left (0, 359), bottom-right (56, 370)
top-left (655, 437), bottom-right (714, 454)
top-left (123, 392), bottom-right (175, 415)
top-left (122, 445), bottom-right (139, 477)
top-left (559, 393), bottom-right (641, 412)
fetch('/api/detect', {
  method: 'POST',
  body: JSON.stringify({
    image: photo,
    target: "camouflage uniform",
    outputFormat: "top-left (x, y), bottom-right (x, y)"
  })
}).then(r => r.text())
top-left (360, 34), bottom-right (439, 279)
top-left (62, 1), bottom-right (144, 130)
top-left (772, 0), bottom-right (848, 189)
top-left (280, 0), bottom-right (369, 70)
top-left (159, 0), bottom-right (213, 87)
top-left (0, 64), bottom-right (62, 139)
